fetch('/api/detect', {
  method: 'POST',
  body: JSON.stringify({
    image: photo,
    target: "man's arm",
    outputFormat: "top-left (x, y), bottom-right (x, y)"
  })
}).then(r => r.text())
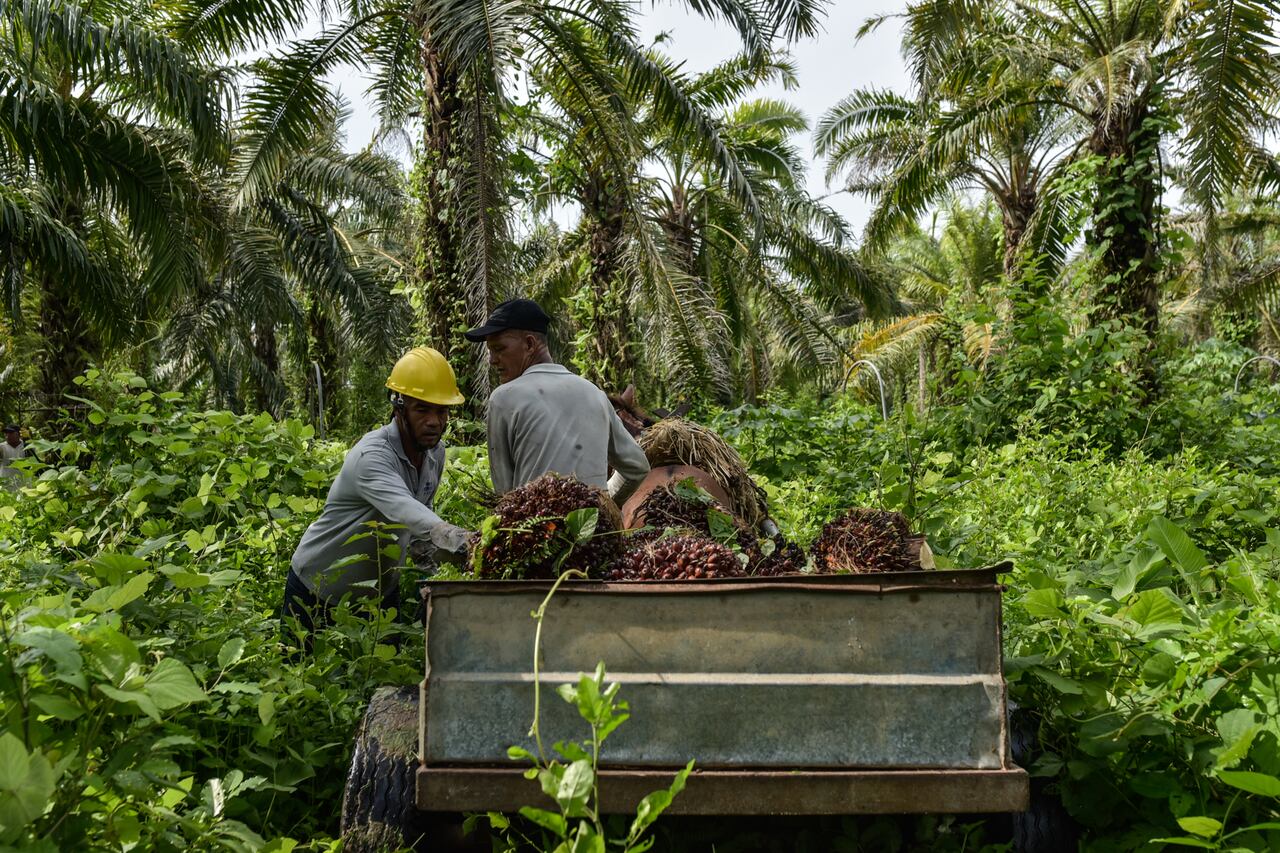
top-left (605, 409), bottom-right (650, 505)
top-left (487, 392), bottom-right (515, 494)
top-left (353, 448), bottom-right (470, 553)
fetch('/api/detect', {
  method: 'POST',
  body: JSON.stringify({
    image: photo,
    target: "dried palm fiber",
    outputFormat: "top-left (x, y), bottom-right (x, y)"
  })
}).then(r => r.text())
top-left (637, 418), bottom-right (767, 529)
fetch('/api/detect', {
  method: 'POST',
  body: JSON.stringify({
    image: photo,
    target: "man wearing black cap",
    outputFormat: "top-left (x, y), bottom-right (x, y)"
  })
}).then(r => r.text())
top-left (465, 299), bottom-right (650, 501)
top-left (1, 425), bottom-right (27, 492)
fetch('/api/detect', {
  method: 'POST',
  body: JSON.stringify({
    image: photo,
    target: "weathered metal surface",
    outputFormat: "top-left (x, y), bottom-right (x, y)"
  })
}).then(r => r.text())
top-left (416, 767), bottom-right (1031, 815)
top-left (420, 569), bottom-right (1012, 771)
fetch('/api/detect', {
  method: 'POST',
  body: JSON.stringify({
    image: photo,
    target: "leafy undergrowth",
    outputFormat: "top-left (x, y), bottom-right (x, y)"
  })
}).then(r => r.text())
top-left (2, 354), bottom-right (1279, 851)
top-left (710, 357), bottom-right (1280, 851)
top-left (0, 371), bottom-right (426, 851)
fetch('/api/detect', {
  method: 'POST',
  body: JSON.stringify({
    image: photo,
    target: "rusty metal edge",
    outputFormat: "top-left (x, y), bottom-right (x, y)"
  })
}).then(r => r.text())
top-left (415, 766), bottom-right (1030, 815)
top-left (420, 563), bottom-right (1013, 601)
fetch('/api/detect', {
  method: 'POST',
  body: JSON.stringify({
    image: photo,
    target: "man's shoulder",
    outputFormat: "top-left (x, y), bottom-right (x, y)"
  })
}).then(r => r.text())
top-left (347, 423), bottom-right (398, 464)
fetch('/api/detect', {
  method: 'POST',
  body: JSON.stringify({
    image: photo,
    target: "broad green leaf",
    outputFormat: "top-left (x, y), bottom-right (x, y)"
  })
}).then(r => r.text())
top-left (1112, 549), bottom-right (1164, 600)
top-left (145, 658), bottom-right (208, 710)
top-left (565, 508), bottom-right (598, 542)
top-left (14, 628), bottom-right (82, 676)
top-left (257, 694), bottom-right (276, 726)
top-left (1020, 588), bottom-right (1065, 619)
top-left (568, 829), bottom-right (605, 853)
top-left (1214, 709), bottom-right (1262, 769)
top-left (1149, 837), bottom-right (1215, 849)
top-left (89, 552), bottom-right (148, 585)
top-left (1217, 770), bottom-right (1280, 798)
top-left (630, 760), bottom-right (694, 840)
top-left (217, 639), bottom-right (246, 669)
top-left (105, 571), bottom-right (155, 611)
top-left (0, 734), bottom-right (29, 791)
top-left (184, 529), bottom-right (205, 553)
top-left (1176, 816), bottom-right (1222, 838)
top-left (0, 741), bottom-right (54, 835)
top-left (1121, 588), bottom-right (1183, 636)
top-left (97, 685), bottom-right (162, 722)
top-left (517, 806), bottom-right (567, 836)
top-left (1147, 518), bottom-right (1208, 580)
top-left (555, 760), bottom-right (594, 817)
top-left (30, 694), bottom-right (83, 721)
top-left (1031, 667), bottom-right (1083, 695)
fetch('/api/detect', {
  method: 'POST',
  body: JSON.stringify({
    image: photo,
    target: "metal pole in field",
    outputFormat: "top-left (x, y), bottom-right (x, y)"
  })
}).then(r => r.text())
top-left (843, 359), bottom-right (889, 422)
top-left (1233, 355), bottom-right (1280, 395)
top-left (312, 362), bottom-right (326, 440)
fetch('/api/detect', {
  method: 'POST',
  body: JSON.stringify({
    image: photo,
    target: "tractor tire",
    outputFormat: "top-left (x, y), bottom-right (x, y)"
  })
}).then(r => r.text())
top-left (1009, 705), bottom-right (1081, 853)
top-left (341, 686), bottom-right (427, 852)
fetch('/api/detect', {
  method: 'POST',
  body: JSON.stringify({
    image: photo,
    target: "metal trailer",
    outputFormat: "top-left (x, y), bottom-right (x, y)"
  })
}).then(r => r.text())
top-left (341, 567), bottom-right (1061, 852)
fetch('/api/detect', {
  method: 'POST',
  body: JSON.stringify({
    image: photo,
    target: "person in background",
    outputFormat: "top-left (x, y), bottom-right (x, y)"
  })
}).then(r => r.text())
top-left (283, 348), bottom-right (474, 644)
top-left (1, 425), bottom-right (27, 492)
top-left (465, 299), bottom-right (650, 504)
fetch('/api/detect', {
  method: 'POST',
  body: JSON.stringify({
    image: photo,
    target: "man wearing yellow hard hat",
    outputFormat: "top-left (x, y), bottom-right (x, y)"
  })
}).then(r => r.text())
top-left (283, 347), bottom-right (473, 642)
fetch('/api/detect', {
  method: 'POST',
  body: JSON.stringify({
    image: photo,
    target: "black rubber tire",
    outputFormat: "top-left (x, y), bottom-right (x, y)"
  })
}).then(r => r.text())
top-left (340, 686), bottom-right (428, 853)
top-left (1009, 706), bottom-right (1081, 853)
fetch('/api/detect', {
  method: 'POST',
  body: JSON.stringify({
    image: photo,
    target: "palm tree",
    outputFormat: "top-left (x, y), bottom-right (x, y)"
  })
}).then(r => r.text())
top-left (824, 0), bottom-right (1280, 357)
top-left (162, 116), bottom-right (411, 421)
top-left (815, 3), bottom-right (1079, 280)
top-left (845, 199), bottom-right (1004, 408)
top-left (222, 0), bottom-right (829, 401)
top-left (524, 50), bottom-right (891, 400)
top-left (0, 0), bottom-right (228, 406)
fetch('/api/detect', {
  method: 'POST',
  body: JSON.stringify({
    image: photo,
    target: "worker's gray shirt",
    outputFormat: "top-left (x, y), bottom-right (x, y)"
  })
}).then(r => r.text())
top-left (487, 364), bottom-right (650, 494)
top-left (291, 421), bottom-right (446, 601)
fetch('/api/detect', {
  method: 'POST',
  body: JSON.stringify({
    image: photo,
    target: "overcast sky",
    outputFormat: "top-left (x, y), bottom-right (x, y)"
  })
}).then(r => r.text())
top-left (325, 2), bottom-right (911, 235)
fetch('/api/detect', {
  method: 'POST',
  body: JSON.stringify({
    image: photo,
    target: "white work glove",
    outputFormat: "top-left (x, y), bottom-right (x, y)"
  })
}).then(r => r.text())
top-left (429, 522), bottom-right (473, 555)
top-left (606, 471), bottom-right (626, 500)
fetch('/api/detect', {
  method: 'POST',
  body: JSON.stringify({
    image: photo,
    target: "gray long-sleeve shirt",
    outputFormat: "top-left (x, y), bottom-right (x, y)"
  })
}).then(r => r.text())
top-left (291, 421), bottom-right (447, 600)
top-left (487, 364), bottom-right (650, 498)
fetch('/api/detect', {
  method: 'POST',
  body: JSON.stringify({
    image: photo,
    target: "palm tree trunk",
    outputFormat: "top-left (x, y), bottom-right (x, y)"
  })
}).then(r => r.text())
top-left (1000, 186), bottom-right (1038, 280)
top-left (582, 173), bottom-right (634, 391)
top-left (252, 323), bottom-right (280, 415)
top-left (308, 303), bottom-right (339, 428)
top-left (1090, 107), bottom-right (1161, 338)
top-left (37, 271), bottom-right (96, 409)
top-left (413, 38), bottom-right (471, 385)
top-left (917, 340), bottom-right (928, 412)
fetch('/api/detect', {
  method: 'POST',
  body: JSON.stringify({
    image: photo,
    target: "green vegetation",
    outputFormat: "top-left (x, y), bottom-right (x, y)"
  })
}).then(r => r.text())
top-left (4, 0), bottom-right (1280, 848)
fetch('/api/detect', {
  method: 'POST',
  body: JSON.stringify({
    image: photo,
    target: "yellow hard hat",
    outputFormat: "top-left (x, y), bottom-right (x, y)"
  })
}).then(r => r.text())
top-left (386, 347), bottom-right (465, 405)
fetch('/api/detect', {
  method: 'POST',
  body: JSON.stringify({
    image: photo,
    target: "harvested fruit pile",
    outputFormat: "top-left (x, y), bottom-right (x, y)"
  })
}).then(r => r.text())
top-left (606, 531), bottom-right (745, 581)
top-left (470, 473), bottom-right (621, 579)
top-left (753, 540), bottom-right (807, 576)
top-left (636, 482), bottom-right (763, 567)
top-left (810, 508), bottom-right (918, 574)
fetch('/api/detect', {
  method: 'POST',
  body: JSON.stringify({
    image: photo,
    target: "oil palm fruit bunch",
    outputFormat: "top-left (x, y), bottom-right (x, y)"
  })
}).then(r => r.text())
top-left (607, 532), bottom-right (744, 581)
top-left (638, 481), bottom-right (764, 567)
top-left (471, 474), bottom-right (621, 579)
top-left (809, 508), bottom-right (918, 574)
top-left (753, 539), bottom-right (807, 576)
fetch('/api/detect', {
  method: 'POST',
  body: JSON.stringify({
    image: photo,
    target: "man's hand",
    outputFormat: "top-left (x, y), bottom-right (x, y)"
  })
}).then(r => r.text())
top-left (429, 522), bottom-right (474, 554)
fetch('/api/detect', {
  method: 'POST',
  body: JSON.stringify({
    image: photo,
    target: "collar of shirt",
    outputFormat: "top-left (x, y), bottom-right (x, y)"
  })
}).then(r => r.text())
top-left (378, 420), bottom-right (409, 466)
top-left (519, 363), bottom-right (570, 378)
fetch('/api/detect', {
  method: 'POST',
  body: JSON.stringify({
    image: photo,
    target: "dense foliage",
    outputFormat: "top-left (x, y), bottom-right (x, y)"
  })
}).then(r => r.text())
top-left (1, 337), bottom-right (1277, 849)
top-left (4, 0), bottom-right (1280, 849)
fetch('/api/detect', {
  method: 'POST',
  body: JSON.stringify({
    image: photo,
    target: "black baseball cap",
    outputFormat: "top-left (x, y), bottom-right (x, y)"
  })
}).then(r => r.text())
top-left (464, 299), bottom-right (551, 342)
top-left (2, 425), bottom-right (17, 433)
